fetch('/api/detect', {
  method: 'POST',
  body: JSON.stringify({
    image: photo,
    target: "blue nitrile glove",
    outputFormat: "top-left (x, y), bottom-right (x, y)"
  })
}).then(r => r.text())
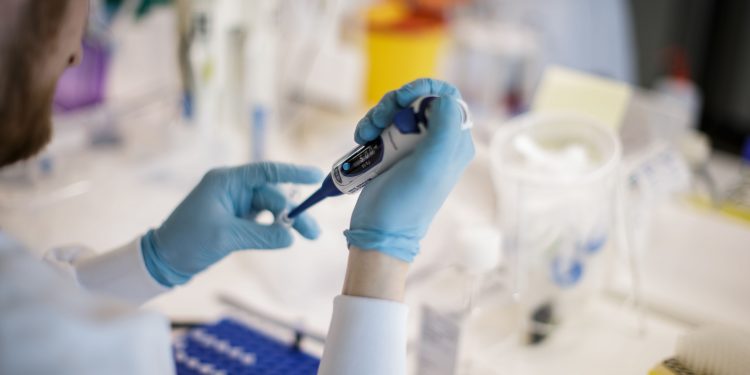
top-left (141, 162), bottom-right (323, 287)
top-left (345, 79), bottom-right (475, 262)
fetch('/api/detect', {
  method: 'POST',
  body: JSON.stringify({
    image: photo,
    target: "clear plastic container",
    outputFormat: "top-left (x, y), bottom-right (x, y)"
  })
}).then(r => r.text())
top-left (490, 112), bottom-right (621, 345)
top-left (416, 226), bottom-right (517, 375)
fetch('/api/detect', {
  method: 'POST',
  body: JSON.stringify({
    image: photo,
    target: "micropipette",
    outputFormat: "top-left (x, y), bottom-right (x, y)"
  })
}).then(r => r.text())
top-left (279, 96), bottom-right (472, 224)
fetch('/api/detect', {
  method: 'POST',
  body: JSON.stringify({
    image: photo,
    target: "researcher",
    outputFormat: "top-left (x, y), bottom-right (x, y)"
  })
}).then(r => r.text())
top-left (0, 1), bottom-right (474, 374)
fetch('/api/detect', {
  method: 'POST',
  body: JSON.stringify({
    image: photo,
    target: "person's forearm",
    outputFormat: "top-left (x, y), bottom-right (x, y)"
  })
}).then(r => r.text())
top-left (320, 249), bottom-right (410, 374)
top-left (342, 246), bottom-right (409, 302)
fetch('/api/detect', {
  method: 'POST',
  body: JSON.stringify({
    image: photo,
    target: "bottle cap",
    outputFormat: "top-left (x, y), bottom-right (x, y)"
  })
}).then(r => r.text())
top-left (742, 137), bottom-right (750, 164)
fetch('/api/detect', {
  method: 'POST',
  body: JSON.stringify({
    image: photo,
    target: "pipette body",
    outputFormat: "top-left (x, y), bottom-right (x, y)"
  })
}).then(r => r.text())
top-left (283, 96), bottom-right (471, 221)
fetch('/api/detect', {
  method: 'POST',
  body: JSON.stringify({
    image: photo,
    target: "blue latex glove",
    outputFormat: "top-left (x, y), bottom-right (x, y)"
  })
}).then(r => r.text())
top-left (345, 79), bottom-right (475, 262)
top-left (141, 162), bottom-right (323, 287)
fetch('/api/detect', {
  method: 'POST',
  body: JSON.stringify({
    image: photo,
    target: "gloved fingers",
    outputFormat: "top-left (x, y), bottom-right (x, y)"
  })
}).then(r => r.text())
top-left (393, 78), bottom-right (462, 108)
top-left (251, 185), bottom-right (321, 239)
top-left (442, 132), bottom-right (476, 184)
top-left (355, 90), bottom-right (399, 144)
top-left (239, 162), bottom-right (324, 186)
top-left (457, 126), bottom-right (476, 166)
top-left (354, 79), bottom-right (462, 145)
top-left (250, 185), bottom-right (288, 216)
top-left (230, 219), bottom-right (294, 249)
top-left (416, 96), bottom-right (465, 160)
top-left (291, 211), bottom-right (321, 240)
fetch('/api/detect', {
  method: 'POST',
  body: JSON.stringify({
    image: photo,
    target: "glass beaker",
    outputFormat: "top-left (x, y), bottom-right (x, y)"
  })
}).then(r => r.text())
top-left (490, 112), bottom-right (621, 345)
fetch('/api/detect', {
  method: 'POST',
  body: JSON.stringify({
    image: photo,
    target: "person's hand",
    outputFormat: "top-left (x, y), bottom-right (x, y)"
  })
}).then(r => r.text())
top-left (141, 162), bottom-right (323, 287)
top-left (345, 79), bottom-right (475, 263)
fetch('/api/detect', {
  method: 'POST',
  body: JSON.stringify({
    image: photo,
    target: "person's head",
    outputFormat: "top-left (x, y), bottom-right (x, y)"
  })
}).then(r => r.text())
top-left (0, 0), bottom-right (89, 168)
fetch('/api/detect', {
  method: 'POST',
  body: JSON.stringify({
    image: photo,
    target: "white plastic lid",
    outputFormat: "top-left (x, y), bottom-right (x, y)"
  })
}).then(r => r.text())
top-left (491, 112), bottom-right (621, 186)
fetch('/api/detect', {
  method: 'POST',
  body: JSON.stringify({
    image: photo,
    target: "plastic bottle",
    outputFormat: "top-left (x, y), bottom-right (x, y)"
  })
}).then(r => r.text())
top-left (723, 138), bottom-right (750, 219)
top-left (416, 226), bottom-right (513, 375)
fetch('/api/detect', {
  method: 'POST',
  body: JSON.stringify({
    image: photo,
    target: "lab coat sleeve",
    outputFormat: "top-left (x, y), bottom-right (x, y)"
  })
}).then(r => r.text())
top-left (318, 295), bottom-right (409, 375)
top-left (71, 238), bottom-right (169, 305)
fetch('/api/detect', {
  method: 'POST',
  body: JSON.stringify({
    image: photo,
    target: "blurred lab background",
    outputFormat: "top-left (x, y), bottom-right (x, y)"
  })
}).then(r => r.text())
top-left (1, 0), bottom-right (749, 374)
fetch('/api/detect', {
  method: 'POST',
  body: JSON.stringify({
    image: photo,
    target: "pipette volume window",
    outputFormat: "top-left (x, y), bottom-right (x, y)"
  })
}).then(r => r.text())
top-left (341, 138), bottom-right (384, 177)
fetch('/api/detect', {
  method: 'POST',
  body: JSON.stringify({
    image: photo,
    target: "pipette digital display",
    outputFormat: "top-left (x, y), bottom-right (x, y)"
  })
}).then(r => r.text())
top-left (281, 96), bottom-right (472, 223)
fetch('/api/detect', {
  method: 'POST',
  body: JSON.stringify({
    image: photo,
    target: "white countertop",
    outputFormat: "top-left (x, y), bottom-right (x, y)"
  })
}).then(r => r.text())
top-left (1, 111), bottom-right (748, 374)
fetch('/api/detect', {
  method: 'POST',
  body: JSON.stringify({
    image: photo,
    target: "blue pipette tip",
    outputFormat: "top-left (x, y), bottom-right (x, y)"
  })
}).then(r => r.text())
top-left (287, 174), bottom-right (343, 219)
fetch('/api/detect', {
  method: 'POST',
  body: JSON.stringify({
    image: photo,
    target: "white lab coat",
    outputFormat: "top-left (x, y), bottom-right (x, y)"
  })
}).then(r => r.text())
top-left (0, 232), bottom-right (408, 375)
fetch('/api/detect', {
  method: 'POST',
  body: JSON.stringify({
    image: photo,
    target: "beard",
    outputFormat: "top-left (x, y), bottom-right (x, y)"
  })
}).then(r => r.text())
top-left (0, 0), bottom-right (68, 168)
top-left (0, 69), bottom-right (55, 168)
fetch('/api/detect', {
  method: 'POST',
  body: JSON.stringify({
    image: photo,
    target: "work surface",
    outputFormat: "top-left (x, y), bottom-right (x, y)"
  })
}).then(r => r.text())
top-left (1, 118), bottom-right (748, 374)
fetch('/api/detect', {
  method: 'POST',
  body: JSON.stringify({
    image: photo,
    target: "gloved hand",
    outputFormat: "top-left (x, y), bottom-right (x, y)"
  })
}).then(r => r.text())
top-left (345, 79), bottom-right (475, 263)
top-left (141, 162), bottom-right (323, 287)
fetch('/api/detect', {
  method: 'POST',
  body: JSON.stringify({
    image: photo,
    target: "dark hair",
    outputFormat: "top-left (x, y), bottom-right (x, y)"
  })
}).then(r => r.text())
top-left (0, 1), bottom-right (70, 167)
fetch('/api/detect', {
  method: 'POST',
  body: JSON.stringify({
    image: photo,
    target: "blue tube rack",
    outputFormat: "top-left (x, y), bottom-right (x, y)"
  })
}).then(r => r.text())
top-left (173, 318), bottom-right (320, 375)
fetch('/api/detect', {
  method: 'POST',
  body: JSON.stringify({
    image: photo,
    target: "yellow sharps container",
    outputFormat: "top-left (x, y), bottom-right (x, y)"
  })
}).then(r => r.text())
top-left (365, 2), bottom-right (446, 105)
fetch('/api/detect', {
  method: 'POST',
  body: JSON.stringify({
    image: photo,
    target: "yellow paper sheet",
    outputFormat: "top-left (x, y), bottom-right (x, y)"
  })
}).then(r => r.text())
top-left (532, 66), bottom-right (632, 130)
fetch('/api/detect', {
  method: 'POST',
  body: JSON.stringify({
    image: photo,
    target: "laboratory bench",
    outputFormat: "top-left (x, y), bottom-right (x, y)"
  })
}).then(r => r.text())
top-left (1, 113), bottom-right (749, 375)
